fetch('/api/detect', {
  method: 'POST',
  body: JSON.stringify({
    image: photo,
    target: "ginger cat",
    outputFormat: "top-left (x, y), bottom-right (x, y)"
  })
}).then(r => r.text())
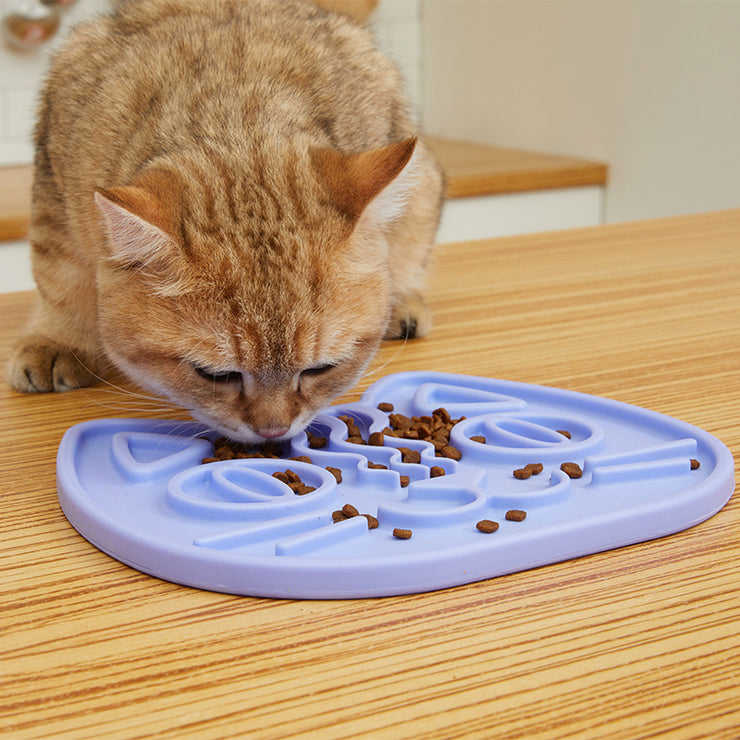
top-left (7, 0), bottom-right (444, 443)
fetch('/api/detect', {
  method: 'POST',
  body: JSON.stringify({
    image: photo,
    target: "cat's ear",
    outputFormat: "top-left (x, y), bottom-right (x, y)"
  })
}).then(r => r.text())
top-left (310, 137), bottom-right (418, 225)
top-left (94, 170), bottom-right (181, 266)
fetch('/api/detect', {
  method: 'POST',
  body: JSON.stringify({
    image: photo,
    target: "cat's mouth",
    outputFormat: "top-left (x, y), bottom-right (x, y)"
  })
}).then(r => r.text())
top-left (189, 409), bottom-right (313, 445)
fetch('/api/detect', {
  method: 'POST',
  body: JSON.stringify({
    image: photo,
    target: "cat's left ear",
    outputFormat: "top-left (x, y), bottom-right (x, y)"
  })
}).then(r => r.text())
top-left (310, 137), bottom-right (418, 226)
top-left (94, 170), bottom-right (181, 266)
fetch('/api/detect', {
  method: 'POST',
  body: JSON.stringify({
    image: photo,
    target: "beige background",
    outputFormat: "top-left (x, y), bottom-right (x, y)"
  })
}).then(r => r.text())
top-left (421, 0), bottom-right (740, 223)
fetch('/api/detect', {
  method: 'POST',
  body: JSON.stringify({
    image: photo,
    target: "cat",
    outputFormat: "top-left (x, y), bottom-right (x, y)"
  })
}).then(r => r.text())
top-left (7, 0), bottom-right (445, 444)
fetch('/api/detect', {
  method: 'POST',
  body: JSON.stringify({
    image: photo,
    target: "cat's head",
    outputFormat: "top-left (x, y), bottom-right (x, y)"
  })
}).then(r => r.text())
top-left (94, 138), bottom-right (418, 443)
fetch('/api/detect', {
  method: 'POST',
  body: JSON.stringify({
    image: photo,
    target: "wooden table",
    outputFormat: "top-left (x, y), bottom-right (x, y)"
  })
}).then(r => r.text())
top-left (1, 210), bottom-right (738, 738)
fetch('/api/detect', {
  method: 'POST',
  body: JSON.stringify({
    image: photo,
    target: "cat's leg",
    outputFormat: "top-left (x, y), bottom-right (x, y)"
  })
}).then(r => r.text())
top-left (384, 141), bottom-right (445, 340)
top-left (7, 166), bottom-right (99, 392)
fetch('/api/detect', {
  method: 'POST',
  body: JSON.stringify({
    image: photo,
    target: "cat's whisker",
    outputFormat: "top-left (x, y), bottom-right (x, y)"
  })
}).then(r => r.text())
top-left (356, 336), bottom-right (409, 387)
top-left (69, 349), bottom-right (170, 403)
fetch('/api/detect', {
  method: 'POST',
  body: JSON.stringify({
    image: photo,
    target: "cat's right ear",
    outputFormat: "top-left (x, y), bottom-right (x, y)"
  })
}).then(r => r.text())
top-left (95, 188), bottom-right (173, 266)
top-left (94, 172), bottom-right (181, 266)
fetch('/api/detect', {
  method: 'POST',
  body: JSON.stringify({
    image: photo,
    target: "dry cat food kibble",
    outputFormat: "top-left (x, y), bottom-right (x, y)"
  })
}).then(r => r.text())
top-left (505, 509), bottom-right (527, 522)
top-left (439, 445), bottom-right (462, 461)
top-left (325, 466), bottom-right (342, 483)
top-left (338, 414), bottom-right (366, 445)
top-left (429, 466), bottom-right (446, 478)
top-left (393, 528), bottom-right (413, 540)
top-left (377, 402), bottom-right (394, 413)
top-left (306, 432), bottom-right (328, 449)
top-left (271, 469), bottom-right (316, 496)
top-left (398, 447), bottom-right (421, 465)
top-left (332, 505), bottom-right (379, 530)
top-left (476, 519), bottom-right (499, 533)
top-left (341, 503), bottom-right (359, 518)
top-left (513, 462), bottom-right (544, 479)
top-left (691, 458), bottom-right (701, 470)
top-left (560, 462), bottom-right (583, 479)
top-left (201, 436), bottom-right (286, 464)
top-left (382, 407), bottom-right (465, 460)
top-left (470, 435), bottom-right (487, 444)
top-left (557, 430), bottom-right (572, 439)
top-left (368, 431), bottom-right (384, 446)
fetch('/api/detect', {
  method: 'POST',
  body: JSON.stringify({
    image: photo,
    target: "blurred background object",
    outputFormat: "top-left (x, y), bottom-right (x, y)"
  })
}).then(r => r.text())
top-left (313, 0), bottom-right (378, 23)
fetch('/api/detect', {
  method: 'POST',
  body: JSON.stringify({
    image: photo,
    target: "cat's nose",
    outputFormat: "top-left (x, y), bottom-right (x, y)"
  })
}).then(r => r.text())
top-left (256, 426), bottom-right (290, 439)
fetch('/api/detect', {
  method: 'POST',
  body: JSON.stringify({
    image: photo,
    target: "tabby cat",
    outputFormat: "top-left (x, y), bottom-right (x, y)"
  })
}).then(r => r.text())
top-left (7, 0), bottom-right (444, 443)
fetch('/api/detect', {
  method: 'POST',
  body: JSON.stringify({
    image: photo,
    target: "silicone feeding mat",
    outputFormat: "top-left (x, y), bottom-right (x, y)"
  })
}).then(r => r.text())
top-left (57, 372), bottom-right (735, 599)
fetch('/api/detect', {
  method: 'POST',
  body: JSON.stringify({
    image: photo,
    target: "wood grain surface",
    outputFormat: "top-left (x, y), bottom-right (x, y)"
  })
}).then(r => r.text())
top-left (1, 211), bottom-right (738, 739)
top-left (427, 138), bottom-right (608, 199)
top-left (0, 165), bottom-right (32, 241)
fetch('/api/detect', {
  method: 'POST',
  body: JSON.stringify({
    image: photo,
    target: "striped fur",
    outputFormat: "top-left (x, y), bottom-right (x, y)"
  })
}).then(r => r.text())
top-left (7, 0), bottom-right (444, 442)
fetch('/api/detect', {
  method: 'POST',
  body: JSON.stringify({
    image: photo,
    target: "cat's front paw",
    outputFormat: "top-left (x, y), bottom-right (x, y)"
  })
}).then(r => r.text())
top-left (7, 337), bottom-right (97, 393)
top-left (385, 293), bottom-right (432, 340)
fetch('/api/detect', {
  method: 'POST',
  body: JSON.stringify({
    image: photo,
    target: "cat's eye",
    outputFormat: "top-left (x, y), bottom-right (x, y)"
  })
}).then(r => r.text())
top-left (193, 365), bottom-right (241, 384)
top-left (301, 363), bottom-right (337, 378)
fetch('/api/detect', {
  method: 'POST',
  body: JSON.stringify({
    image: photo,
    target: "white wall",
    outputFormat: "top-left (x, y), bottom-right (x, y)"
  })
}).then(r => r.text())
top-left (0, 0), bottom-right (109, 166)
top-left (370, 0), bottom-right (423, 120)
top-left (421, 0), bottom-right (740, 223)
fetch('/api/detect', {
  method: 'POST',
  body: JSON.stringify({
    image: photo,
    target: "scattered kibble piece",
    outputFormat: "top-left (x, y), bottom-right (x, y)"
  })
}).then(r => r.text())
top-left (399, 447), bottom-right (421, 465)
top-left (690, 458), bottom-right (701, 470)
top-left (293, 484), bottom-right (315, 496)
top-left (363, 514), bottom-right (379, 529)
top-left (470, 435), bottom-right (487, 444)
top-left (377, 402), bottom-right (394, 412)
top-left (269, 468), bottom-right (317, 496)
top-left (368, 432), bottom-right (384, 446)
top-left (338, 414), bottom-right (360, 435)
top-left (284, 469), bottom-right (300, 484)
top-left (393, 528), bottom-right (412, 539)
top-left (515, 462), bottom-right (544, 478)
top-left (560, 462), bottom-right (583, 479)
top-left (476, 519), bottom-right (499, 533)
top-left (399, 475), bottom-right (410, 488)
top-left (557, 430), bottom-right (572, 439)
top-left (332, 510), bottom-right (347, 523)
top-left (307, 433), bottom-right (328, 449)
top-left (367, 461), bottom-right (388, 470)
top-left (505, 509), bottom-right (527, 522)
top-left (440, 445), bottom-right (462, 461)
top-left (341, 503), bottom-right (359, 518)
top-left (325, 466), bottom-right (342, 483)
top-left (429, 466), bottom-right (446, 478)
top-left (289, 455), bottom-right (312, 464)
